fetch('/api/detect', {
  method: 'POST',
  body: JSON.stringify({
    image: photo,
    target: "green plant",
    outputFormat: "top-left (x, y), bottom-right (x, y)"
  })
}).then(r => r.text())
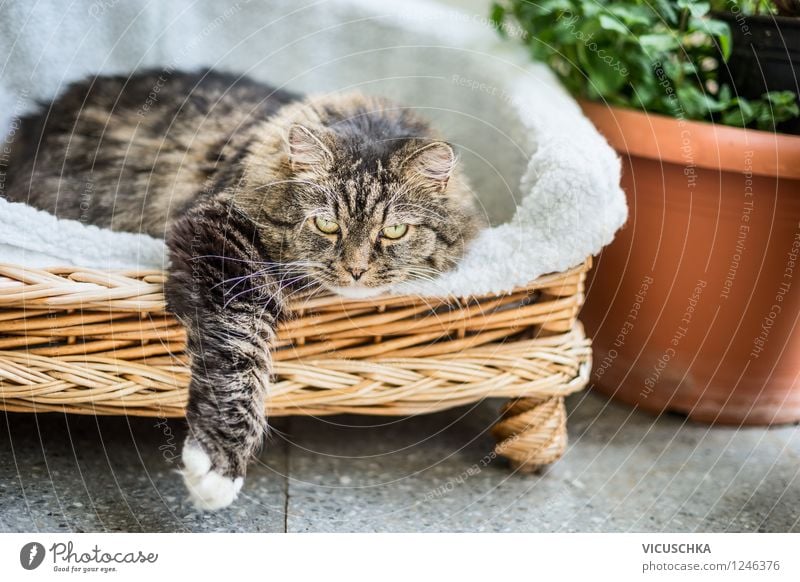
top-left (490, 0), bottom-right (799, 131)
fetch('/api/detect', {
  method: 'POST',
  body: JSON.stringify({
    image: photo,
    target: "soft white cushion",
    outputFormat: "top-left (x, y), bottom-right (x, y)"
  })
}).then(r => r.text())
top-left (0, 0), bottom-right (627, 296)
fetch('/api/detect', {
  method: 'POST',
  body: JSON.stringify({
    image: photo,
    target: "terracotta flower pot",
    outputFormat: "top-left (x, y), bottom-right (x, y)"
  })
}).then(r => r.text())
top-left (580, 101), bottom-right (800, 425)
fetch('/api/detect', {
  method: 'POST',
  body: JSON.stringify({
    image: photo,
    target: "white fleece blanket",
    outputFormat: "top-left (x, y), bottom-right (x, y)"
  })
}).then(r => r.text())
top-left (0, 0), bottom-right (627, 296)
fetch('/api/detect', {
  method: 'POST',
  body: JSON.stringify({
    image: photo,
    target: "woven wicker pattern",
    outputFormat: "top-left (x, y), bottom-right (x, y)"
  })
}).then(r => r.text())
top-left (0, 260), bottom-right (591, 470)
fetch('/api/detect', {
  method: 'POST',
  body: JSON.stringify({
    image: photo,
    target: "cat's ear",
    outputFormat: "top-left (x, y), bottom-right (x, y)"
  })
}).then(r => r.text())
top-left (401, 142), bottom-right (456, 192)
top-left (286, 124), bottom-right (334, 170)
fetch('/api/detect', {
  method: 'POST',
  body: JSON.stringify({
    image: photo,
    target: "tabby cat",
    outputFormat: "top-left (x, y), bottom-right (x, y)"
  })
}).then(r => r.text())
top-left (3, 70), bottom-right (483, 510)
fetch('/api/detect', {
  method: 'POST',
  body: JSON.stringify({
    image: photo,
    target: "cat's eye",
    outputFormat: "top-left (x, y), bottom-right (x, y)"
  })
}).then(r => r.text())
top-left (381, 224), bottom-right (408, 240)
top-left (314, 216), bottom-right (340, 234)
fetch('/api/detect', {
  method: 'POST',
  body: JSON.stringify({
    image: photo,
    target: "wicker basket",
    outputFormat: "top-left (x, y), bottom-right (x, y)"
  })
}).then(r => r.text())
top-left (0, 259), bottom-right (591, 470)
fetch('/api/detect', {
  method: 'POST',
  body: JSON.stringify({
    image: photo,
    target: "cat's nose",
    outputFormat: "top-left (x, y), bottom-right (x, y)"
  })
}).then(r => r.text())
top-left (347, 267), bottom-right (366, 281)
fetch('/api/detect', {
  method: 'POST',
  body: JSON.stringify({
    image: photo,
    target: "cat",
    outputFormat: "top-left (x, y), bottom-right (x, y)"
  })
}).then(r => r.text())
top-left (3, 69), bottom-right (484, 510)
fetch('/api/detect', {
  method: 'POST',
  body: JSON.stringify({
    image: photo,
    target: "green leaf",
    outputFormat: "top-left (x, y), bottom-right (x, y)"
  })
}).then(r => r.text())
top-left (653, 0), bottom-right (679, 25)
top-left (607, 5), bottom-right (653, 26)
top-left (489, 2), bottom-right (506, 35)
top-left (599, 14), bottom-right (629, 33)
top-left (717, 28), bottom-right (732, 60)
top-left (677, 0), bottom-right (710, 17)
top-left (676, 85), bottom-right (724, 117)
top-left (639, 33), bottom-right (680, 54)
top-left (582, 3), bottom-right (603, 18)
top-left (734, 97), bottom-right (756, 125)
top-left (589, 59), bottom-right (629, 95)
top-left (765, 90), bottom-right (799, 108)
top-left (737, 98), bottom-right (755, 121)
top-left (690, 17), bottom-right (730, 39)
top-left (535, 0), bottom-right (573, 15)
top-left (717, 84), bottom-right (732, 104)
top-left (761, 91), bottom-right (800, 126)
top-left (721, 108), bottom-right (746, 127)
top-left (688, 17), bottom-right (731, 58)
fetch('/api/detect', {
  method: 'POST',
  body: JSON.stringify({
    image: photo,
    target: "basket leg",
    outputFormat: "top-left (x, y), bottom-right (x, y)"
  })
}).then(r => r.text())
top-left (491, 395), bottom-right (568, 472)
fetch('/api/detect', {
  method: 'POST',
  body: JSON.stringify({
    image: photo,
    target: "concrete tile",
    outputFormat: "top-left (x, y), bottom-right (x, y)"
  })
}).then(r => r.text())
top-left (283, 392), bottom-right (800, 532)
top-left (282, 402), bottom-right (516, 532)
top-left (283, 398), bottom-right (602, 532)
top-left (0, 413), bottom-right (288, 532)
top-left (3, 390), bottom-right (798, 532)
top-left (554, 393), bottom-right (800, 532)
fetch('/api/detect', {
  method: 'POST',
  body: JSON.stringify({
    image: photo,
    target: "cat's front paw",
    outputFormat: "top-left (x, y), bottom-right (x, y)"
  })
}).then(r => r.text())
top-left (180, 440), bottom-right (244, 511)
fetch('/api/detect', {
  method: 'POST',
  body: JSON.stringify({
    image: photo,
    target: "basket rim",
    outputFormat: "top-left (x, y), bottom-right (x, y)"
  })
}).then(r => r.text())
top-left (0, 259), bottom-right (591, 312)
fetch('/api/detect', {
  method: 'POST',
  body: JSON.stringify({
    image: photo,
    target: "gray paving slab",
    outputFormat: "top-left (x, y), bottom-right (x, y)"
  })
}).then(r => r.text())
top-left (282, 393), bottom-right (800, 532)
top-left (2, 391), bottom-right (798, 532)
top-left (0, 413), bottom-right (288, 532)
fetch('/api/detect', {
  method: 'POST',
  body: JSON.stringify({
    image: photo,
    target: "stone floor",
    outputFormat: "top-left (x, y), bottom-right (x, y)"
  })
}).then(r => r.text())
top-left (2, 391), bottom-right (799, 532)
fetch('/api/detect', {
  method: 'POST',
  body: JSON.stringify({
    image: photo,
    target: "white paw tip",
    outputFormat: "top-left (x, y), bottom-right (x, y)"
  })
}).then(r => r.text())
top-left (180, 443), bottom-right (243, 511)
top-left (182, 441), bottom-right (212, 473)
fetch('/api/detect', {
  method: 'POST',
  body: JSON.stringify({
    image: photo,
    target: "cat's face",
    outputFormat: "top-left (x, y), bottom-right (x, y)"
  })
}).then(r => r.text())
top-left (250, 123), bottom-right (482, 298)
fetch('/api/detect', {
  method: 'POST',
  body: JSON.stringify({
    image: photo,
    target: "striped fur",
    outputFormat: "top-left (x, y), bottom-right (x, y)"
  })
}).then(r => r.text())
top-left (3, 70), bottom-right (483, 508)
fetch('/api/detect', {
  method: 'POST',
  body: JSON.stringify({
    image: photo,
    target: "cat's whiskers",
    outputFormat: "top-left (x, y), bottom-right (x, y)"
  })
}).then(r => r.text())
top-left (274, 273), bottom-right (312, 296)
top-left (217, 259), bottom-right (324, 308)
top-left (285, 278), bottom-right (323, 300)
top-left (402, 265), bottom-right (443, 283)
top-left (258, 277), bottom-right (323, 324)
top-left (211, 269), bottom-right (272, 292)
top-left (222, 281), bottom-right (270, 310)
top-left (222, 273), bottom-right (307, 310)
top-left (191, 255), bottom-right (294, 267)
top-left (213, 263), bottom-right (311, 296)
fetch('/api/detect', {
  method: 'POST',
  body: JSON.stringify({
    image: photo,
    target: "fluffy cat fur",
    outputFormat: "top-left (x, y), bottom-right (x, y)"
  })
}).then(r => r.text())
top-left (2, 70), bottom-right (483, 510)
